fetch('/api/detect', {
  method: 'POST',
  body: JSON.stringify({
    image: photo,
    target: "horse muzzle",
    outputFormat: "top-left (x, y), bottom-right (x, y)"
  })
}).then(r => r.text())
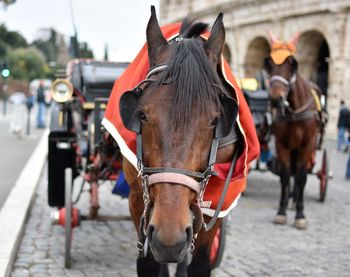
top-left (146, 224), bottom-right (193, 263)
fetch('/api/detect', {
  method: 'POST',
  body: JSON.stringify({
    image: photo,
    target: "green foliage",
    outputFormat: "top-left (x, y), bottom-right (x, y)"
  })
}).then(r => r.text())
top-left (0, 23), bottom-right (95, 81)
top-left (7, 47), bottom-right (50, 80)
top-left (2, 0), bottom-right (16, 6)
top-left (79, 42), bottom-right (94, 59)
top-left (69, 36), bottom-right (94, 59)
top-left (0, 39), bottom-right (7, 57)
top-left (0, 24), bottom-right (27, 51)
top-left (104, 44), bottom-right (109, 61)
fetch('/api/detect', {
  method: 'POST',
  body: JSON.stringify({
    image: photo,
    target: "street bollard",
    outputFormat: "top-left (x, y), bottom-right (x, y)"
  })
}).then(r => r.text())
top-left (26, 107), bottom-right (31, 136)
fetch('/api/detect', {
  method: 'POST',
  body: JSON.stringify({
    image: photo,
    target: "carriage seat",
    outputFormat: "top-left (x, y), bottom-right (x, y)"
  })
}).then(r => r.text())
top-left (243, 89), bottom-right (270, 126)
top-left (243, 89), bottom-right (269, 113)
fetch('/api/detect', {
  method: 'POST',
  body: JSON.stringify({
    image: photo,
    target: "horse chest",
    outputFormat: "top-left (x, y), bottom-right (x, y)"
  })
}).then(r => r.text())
top-left (274, 123), bottom-right (312, 149)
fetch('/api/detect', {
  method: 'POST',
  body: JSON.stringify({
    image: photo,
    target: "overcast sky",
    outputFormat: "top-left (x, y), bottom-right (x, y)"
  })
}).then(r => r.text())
top-left (0, 0), bottom-right (160, 62)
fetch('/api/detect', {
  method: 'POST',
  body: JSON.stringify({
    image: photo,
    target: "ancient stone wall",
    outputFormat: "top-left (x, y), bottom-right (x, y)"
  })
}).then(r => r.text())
top-left (160, 0), bottom-right (350, 136)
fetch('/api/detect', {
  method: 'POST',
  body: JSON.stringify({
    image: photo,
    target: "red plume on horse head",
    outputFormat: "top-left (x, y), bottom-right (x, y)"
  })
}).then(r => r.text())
top-left (268, 31), bottom-right (300, 65)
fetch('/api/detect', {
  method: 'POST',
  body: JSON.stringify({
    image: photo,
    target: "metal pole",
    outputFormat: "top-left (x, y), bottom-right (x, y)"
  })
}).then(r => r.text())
top-left (69, 0), bottom-right (79, 58)
top-left (26, 107), bottom-right (31, 136)
top-left (2, 77), bottom-right (8, 116)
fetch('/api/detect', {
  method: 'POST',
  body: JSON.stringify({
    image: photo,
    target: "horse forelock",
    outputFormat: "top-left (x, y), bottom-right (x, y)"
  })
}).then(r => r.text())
top-left (145, 37), bottom-right (223, 136)
top-left (181, 22), bottom-right (208, 38)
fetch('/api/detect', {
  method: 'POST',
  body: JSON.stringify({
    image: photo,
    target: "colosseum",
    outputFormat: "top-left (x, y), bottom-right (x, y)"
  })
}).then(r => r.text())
top-left (159, 0), bottom-right (350, 136)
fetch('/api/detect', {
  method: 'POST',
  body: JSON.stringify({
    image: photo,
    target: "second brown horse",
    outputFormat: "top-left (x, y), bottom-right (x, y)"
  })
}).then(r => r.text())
top-left (264, 32), bottom-right (322, 229)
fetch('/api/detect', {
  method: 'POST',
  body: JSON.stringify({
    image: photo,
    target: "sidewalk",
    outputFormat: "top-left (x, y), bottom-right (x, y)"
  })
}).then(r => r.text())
top-left (0, 100), bottom-right (45, 208)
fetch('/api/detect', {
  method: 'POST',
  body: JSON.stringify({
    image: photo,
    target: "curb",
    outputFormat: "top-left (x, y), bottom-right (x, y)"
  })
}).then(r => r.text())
top-left (0, 129), bottom-right (49, 277)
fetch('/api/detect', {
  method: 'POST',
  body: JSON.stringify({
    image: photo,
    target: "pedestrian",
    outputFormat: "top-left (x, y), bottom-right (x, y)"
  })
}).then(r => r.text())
top-left (9, 91), bottom-right (27, 138)
top-left (344, 108), bottom-right (350, 179)
top-left (26, 93), bottom-right (35, 135)
top-left (36, 80), bottom-right (46, 128)
top-left (336, 100), bottom-right (350, 152)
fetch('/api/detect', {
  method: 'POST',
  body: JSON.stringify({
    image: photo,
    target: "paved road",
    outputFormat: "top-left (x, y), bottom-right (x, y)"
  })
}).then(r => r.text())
top-left (11, 141), bottom-right (350, 276)
top-left (0, 101), bottom-right (44, 208)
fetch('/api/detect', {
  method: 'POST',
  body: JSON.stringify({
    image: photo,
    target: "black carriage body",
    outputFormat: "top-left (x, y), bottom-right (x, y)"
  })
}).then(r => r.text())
top-left (48, 131), bottom-right (77, 207)
top-left (243, 89), bottom-right (270, 126)
top-left (70, 60), bottom-right (129, 102)
top-left (48, 59), bottom-right (128, 208)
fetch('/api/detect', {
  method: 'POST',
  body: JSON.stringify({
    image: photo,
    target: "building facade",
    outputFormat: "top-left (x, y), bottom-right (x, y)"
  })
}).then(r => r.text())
top-left (159, 0), bottom-right (350, 136)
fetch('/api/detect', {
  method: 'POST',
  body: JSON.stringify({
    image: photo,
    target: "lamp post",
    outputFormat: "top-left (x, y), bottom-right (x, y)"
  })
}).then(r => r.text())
top-left (1, 62), bottom-right (10, 116)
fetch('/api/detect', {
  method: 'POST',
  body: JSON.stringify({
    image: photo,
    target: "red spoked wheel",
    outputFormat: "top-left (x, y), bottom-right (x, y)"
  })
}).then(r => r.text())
top-left (210, 217), bottom-right (228, 269)
top-left (319, 149), bottom-right (329, 202)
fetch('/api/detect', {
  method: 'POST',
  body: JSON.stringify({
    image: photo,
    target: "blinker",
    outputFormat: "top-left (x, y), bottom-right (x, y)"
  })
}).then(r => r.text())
top-left (120, 88), bottom-right (143, 133)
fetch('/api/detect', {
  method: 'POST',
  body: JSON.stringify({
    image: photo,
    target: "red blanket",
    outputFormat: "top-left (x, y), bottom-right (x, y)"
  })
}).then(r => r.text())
top-left (102, 23), bottom-right (259, 217)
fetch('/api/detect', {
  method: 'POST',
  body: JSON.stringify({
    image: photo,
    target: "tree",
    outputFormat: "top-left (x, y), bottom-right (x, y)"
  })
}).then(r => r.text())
top-left (0, 0), bottom-right (16, 8)
top-left (0, 24), bottom-right (27, 58)
top-left (79, 42), bottom-right (93, 59)
top-left (7, 47), bottom-right (49, 80)
top-left (104, 44), bottom-right (109, 61)
top-left (32, 28), bottom-right (58, 63)
top-left (0, 24), bottom-right (27, 47)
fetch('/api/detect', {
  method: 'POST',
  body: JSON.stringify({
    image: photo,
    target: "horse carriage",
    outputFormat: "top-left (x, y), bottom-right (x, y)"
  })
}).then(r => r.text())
top-left (48, 59), bottom-right (129, 267)
top-left (241, 33), bottom-right (330, 229)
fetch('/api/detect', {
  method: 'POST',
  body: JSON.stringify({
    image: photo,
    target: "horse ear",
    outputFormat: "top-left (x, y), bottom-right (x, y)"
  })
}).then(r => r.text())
top-left (204, 13), bottom-right (225, 65)
top-left (289, 32), bottom-right (300, 48)
top-left (268, 31), bottom-right (279, 45)
top-left (146, 6), bottom-right (168, 67)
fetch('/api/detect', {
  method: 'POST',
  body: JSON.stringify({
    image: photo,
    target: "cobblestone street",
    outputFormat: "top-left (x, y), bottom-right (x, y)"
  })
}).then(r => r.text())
top-left (11, 143), bottom-right (350, 276)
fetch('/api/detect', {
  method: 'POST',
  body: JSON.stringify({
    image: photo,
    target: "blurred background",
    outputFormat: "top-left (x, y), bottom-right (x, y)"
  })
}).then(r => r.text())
top-left (1, 0), bottom-right (350, 136)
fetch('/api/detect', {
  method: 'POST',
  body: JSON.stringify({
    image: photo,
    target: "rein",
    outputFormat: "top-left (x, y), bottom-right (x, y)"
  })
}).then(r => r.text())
top-left (135, 63), bottom-right (238, 257)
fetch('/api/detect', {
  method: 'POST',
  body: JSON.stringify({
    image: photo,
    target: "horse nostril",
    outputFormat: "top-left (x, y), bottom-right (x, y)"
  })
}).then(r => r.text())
top-left (185, 226), bottom-right (193, 244)
top-left (147, 224), bottom-right (155, 243)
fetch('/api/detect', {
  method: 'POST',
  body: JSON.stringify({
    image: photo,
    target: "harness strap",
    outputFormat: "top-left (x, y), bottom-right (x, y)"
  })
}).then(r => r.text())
top-left (274, 109), bottom-right (318, 123)
top-left (148, 172), bottom-right (201, 193)
top-left (143, 166), bottom-right (216, 179)
top-left (310, 88), bottom-right (321, 112)
top-left (270, 74), bottom-right (296, 86)
top-left (146, 64), bottom-right (169, 79)
top-left (203, 148), bottom-right (240, 231)
top-left (218, 124), bottom-right (238, 148)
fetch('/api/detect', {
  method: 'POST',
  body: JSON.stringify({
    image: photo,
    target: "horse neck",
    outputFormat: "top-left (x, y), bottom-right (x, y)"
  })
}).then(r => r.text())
top-left (288, 73), bottom-right (311, 110)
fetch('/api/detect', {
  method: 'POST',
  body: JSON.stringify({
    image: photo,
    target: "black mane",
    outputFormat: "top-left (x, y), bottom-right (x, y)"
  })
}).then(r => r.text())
top-left (143, 20), bottom-right (224, 135)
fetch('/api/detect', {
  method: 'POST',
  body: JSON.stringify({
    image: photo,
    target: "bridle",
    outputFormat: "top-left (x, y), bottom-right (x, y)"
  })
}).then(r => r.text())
top-left (270, 73), bottom-right (317, 121)
top-left (119, 63), bottom-right (239, 257)
top-left (270, 74), bottom-right (296, 113)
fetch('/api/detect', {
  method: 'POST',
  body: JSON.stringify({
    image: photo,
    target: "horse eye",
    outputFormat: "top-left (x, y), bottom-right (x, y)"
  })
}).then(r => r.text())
top-left (210, 118), bottom-right (218, 127)
top-left (138, 111), bottom-right (147, 122)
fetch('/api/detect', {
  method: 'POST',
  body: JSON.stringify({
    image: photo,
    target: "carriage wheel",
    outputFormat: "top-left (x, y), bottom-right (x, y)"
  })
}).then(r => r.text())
top-left (210, 216), bottom-right (228, 269)
top-left (319, 149), bottom-right (329, 202)
top-left (65, 168), bottom-right (73, 268)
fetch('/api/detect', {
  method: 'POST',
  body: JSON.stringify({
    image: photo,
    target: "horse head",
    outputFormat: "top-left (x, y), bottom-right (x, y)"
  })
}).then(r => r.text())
top-left (120, 7), bottom-right (237, 263)
top-left (264, 32), bottom-right (300, 112)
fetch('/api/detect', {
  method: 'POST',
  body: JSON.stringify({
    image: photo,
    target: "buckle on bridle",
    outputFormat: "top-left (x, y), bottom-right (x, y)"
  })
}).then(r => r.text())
top-left (175, 36), bottom-right (184, 43)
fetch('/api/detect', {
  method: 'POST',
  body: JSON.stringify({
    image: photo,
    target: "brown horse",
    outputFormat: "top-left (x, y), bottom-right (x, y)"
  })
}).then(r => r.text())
top-left (264, 32), bottom-right (321, 229)
top-left (119, 7), bottom-right (241, 276)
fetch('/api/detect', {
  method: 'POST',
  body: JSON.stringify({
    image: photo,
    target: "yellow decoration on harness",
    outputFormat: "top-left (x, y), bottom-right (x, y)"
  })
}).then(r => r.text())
top-left (310, 88), bottom-right (321, 112)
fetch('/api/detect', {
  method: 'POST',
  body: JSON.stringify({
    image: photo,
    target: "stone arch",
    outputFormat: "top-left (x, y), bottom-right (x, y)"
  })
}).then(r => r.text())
top-left (244, 36), bottom-right (270, 78)
top-left (296, 30), bottom-right (330, 106)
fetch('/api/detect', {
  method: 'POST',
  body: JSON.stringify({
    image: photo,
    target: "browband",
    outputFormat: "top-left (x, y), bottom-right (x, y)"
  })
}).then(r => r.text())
top-left (148, 172), bottom-right (201, 193)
